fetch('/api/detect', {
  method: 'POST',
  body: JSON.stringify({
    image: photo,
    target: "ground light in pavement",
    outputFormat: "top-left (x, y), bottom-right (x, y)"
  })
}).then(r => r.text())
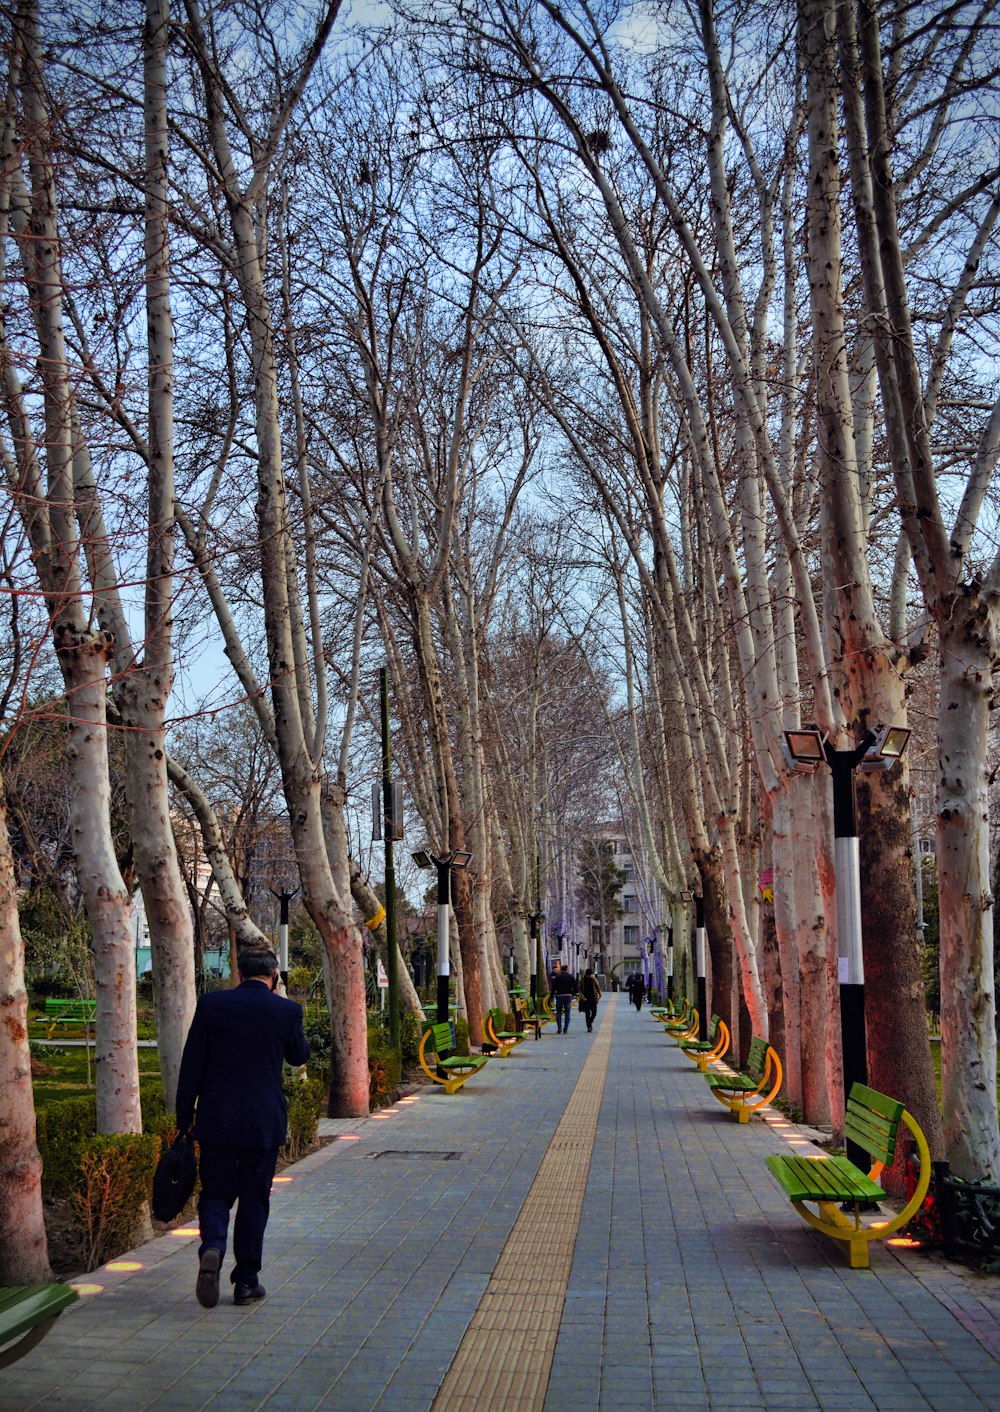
top-left (104, 1262), bottom-right (143, 1272)
top-left (169, 1228), bottom-right (199, 1237)
top-left (68, 1284), bottom-right (103, 1295)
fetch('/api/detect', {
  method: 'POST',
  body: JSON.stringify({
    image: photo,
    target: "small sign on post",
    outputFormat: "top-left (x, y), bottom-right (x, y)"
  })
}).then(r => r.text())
top-left (377, 958), bottom-right (388, 1010)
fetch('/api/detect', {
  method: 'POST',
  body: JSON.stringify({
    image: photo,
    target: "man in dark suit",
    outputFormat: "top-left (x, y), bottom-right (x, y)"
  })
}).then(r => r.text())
top-left (175, 946), bottom-right (310, 1308)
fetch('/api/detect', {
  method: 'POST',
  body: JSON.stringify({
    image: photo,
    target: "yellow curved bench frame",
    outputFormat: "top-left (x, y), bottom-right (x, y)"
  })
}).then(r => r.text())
top-left (485, 1011), bottom-right (523, 1057)
top-left (417, 1025), bottom-right (487, 1095)
top-left (681, 1019), bottom-right (730, 1072)
top-left (542, 993), bottom-right (555, 1019)
top-left (665, 1009), bottom-right (699, 1043)
top-left (657, 999), bottom-right (690, 1025)
top-left (790, 1111), bottom-right (931, 1269)
top-left (709, 1042), bottom-right (782, 1122)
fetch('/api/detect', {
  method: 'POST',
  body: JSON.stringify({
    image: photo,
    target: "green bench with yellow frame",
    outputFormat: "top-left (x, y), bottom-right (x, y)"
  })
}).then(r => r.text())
top-left (482, 1006), bottom-right (526, 1058)
top-left (704, 1034), bottom-right (782, 1122)
top-left (765, 1082), bottom-right (931, 1269)
top-left (418, 1021), bottom-right (490, 1094)
top-left (678, 1013), bottom-right (730, 1072)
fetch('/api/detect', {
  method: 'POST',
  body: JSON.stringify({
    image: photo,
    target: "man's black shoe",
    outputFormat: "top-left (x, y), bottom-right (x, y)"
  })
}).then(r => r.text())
top-left (196, 1248), bottom-right (221, 1308)
top-left (234, 1282), bottom-right (266, 1306)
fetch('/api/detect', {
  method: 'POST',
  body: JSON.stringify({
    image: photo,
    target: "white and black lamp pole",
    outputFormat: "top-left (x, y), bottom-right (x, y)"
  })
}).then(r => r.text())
top-left (269, 884), bottom-right (298, 987)
top-left (665, 925), bottom-right (674, 1003)
top-left (825, 732), bottom-right (875, 1167)
top-left (783, 724), bottom-right (910, 1168)
top-left (695, 896), bottom-right (707, 1040)
top-left (528, 911), bottom-right (545, 1009)
top-left (412, 849), bottom-right (473, 1024)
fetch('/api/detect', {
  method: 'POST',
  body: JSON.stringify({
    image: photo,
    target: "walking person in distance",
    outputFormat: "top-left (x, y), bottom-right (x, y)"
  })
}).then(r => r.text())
top-left (175, 946), bottom-right (310, 1309)
top-left (551, 961), bottom-right (578, 1034)
top-left (579, 968), bottom-right (602, 1032)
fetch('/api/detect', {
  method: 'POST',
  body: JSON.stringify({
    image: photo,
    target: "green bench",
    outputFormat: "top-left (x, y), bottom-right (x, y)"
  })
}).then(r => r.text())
top-left (418, 1021), bottom-right (490, 1094)
top-left (43, 998), bottom-right (96, 1039)
top-left (0, 1284), bottom-right (78, 1369)
top-left (483, 1006), bottom-right (525, 1058)
top-left (704, 1034), bottom-right (782, 1122)
top-left (663, 1006), bottom-right (699, 1042)
top-left (678, 1013), bottom-right (731, 1073)
top-left (765, 1082), bottom-right (931, 1269)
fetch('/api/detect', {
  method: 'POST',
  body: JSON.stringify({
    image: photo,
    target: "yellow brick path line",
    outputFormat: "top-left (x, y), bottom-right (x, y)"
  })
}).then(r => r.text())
top-left (431, 997), bottom-right (616, 1411)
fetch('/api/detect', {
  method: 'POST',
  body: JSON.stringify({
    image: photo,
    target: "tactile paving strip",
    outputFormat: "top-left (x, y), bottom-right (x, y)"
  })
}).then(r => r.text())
top-left (431, 999), bottom-right (617, 1410)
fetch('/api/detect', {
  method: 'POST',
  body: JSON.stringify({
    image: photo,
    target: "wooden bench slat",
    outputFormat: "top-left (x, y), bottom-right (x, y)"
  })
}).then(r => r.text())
top-left (705, 1073), bottom-right (757, 1092)
top-left (850, 1084), bottom-right (905, 1122)
top-left (766, 1154), bottom-right (885, 1203)
top-left (844, 1111), bottom-right (900, 1164)
top-left (0, 1285), bottom-right (78, 1346)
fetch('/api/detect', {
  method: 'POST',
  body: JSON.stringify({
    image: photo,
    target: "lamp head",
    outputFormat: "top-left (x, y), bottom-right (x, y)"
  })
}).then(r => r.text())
top-left (782, 727), bottom-right (827, 772)
top-left (450, 849), bottom-right (473, 869)
top-left (859, 724), bottom-right (911, 773)
top-left (411, 849), bottom-right (432, 869)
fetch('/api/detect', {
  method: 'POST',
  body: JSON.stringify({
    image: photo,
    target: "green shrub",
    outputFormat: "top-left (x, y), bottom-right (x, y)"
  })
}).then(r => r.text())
top-left (286, 965), bottom-right (315, 998)
top-left (454, 1017), bottom-right (470, 1056)
top-left (282, 1074), bottom-right (325, 1161)
top-left (367, 1021), bottom-right (402, 1108)
top-left (72, 1133), bottom-right (161, 1270)
top-left (28, 974), bottom-right (75, 1001)
top-left (303, 1014), bottom-right (332, 1082)
top-left (36, 1081), bottom-right (171, 1196)
top-left (400, 1011), bottom-right (421, 1063)
top-left (36, 1093), bottom-right (98, 1196)
top-left (140, 1082), bottom-right (175, 1148)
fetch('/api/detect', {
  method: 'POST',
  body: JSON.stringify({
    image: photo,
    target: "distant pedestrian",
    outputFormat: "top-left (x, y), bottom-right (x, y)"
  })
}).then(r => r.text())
top-left (551, 961), bottom-right (578, 1034)
top-left (627, 972), bottom-right (645, 1011)
top-left (176, 947), bottom-right (309, 1309)
top-left (580, 968), bottom-right (602, 1032)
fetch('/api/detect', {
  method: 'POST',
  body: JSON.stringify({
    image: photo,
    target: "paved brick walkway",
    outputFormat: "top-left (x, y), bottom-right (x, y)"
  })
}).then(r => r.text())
top-left (5, 996), bottom-right (1000, 1410)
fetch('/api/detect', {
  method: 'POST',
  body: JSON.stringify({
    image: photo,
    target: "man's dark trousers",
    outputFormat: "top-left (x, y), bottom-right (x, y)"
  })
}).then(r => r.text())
top-left (555, 995), bottom-right (572, 1032)
top-left (198, 1143), bottom-right (279, 1287)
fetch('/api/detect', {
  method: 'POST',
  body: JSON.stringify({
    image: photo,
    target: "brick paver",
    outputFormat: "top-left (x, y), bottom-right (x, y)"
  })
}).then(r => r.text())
top-left (3, 996), bottom-right (999, 1410)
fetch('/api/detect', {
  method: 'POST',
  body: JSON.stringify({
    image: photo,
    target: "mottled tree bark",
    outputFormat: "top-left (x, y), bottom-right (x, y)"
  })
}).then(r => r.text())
top-left (0, 787), bottom-right (51, 1283)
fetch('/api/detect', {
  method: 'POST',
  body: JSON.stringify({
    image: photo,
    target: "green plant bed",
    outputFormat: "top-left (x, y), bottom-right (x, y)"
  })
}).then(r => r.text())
top-left (32, 1047), bottom-right (161, 1108)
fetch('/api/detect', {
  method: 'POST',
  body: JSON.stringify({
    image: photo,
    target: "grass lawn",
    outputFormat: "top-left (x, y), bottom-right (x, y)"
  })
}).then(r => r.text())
top-left (31, 1043), bottom-right (162, 1108)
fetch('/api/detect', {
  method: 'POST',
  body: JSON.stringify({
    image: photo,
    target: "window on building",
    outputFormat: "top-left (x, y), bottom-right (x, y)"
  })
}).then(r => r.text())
top-left (622, 894), bottom-right (637, 912)
top-left (622, 865), bottom-right (634, 882)
top-left (624, 926), bottom-right (639, 947)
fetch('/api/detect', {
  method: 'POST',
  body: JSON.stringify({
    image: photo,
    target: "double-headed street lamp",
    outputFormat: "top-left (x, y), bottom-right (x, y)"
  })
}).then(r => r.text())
top-left (783, 723), bottom-right (911, 1164)
top-left (268, 882), bottom-right (299, 985)
top-left (412, 849), bottom-right (473, 1023)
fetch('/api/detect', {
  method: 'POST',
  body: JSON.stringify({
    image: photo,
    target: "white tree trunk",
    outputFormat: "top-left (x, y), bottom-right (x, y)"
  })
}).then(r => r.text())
top-left (0, 787), bottom-right (51, 1282)
top-left (938, 625), bottom-right (1000, 1179)
top-left (62, 639), bottom-right (142, 1134)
